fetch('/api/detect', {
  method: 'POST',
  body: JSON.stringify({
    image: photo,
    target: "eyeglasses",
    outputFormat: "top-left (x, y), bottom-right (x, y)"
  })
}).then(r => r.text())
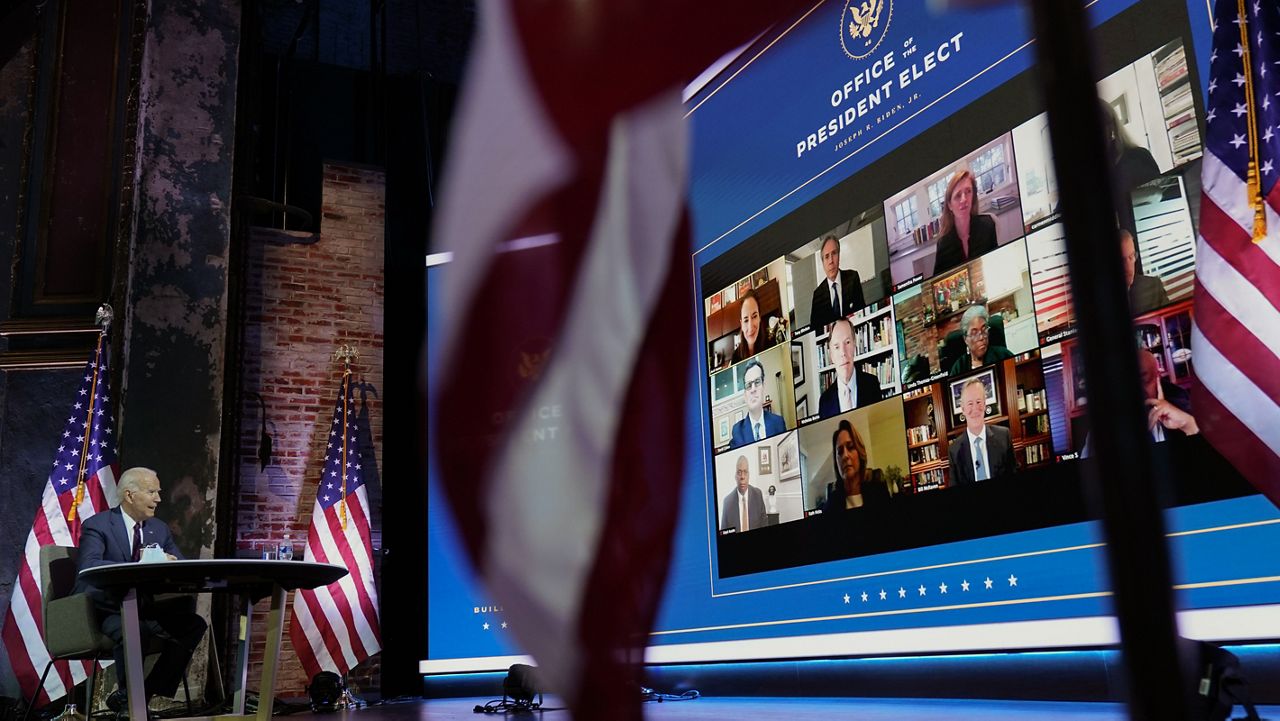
top-left (966, 327), bottom-right (989, 339)
top-left (744, 377), bottom-right (764, 389)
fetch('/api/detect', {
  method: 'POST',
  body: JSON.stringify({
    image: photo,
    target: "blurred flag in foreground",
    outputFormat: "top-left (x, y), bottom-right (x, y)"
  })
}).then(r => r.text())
top-left (429, 0), bottom-right (809, 716)
top-left (1192, 0), bottom-right (1280, 506)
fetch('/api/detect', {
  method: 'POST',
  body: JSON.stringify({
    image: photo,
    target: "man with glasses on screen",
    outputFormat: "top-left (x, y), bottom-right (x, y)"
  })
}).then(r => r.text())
top-left (819, 318), bottom-right (883, 418)
top-left (808, 235), bottom-right (865, 330)
top-left (949, 379), bottom-right (1015, 485)
top-left (949, 304), bottom-right (1013, 376)
top-left (721, 455), bottom-right (767, 533)
top-left (730, 360), bottom-right (786, 449)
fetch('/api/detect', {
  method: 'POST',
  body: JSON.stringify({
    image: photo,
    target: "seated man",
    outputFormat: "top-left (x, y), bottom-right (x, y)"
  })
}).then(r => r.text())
top-left (1121, 230), bottom-right (1170, 316)
top-left (1137, 348), bottom-right (1197, 439)
top-left (948, 304), bottom-right (1013, 376)
top-left (818, 318), bottom-right (883, 417)
top-left (74, 467), bottom-right (207, 712)
top-left (720, 456), bottom-right (767, 533)
top-left (948, 379), bottom-right (1016, 485)
top-left (808, 235), bottom-right (865, 330)
top-left (729, 360), bottom-right (786, 448)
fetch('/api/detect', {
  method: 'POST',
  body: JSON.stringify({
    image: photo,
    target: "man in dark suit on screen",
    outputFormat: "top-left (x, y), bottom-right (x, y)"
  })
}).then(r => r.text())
top-left (808, 235), bottom-right (865, 330)
top-left (948, 379), bottom-right (1016, 485)
top-left (730, 360), bottom-right (787, 448)
top-left (720, 456), bottom-right (767, 533)
top-left (74, 467), bottom-right (207, 712)
top-left (818, 318), bottom-right (883, 418)
top-left (1121, 230), bottom-right (1170, 315)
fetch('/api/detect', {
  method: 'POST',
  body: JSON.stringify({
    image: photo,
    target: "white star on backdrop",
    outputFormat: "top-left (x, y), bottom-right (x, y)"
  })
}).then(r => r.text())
top-left (898, 587), bottom-right (906, 599)
top-left (482, 623), bottom-right (490, 630)
top-left (860, 592), bottom-right (868, 602)
top-left (961, 580), bottom-right (970, 592)
top-left (917, 585), bottom-right (926, 597)
top-left (1008, 574), bottom-right (1019, 587)
top-left (984, 577), bottom-right (994, 589)
top-left (879, 589), bottom-right (887, 600)
top-left (843, 593), bottom-right (850, 604)
top-left (939, 582), bottom-right (948, 594)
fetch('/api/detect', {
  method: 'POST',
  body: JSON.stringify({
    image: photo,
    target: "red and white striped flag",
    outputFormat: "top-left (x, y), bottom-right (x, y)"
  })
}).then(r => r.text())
top-left (288, 370), bottom-right (381, 677)
top-left (0, 323), bottom-right (120, 705)
top-left (429, 0), bottom-right (808, 716)
top-left (1192, 0), bottom-right (1280, 504)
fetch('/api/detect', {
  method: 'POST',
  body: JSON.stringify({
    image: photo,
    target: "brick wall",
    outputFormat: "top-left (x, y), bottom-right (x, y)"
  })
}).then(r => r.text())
top-left (236, 162), bottom-right (385, 696)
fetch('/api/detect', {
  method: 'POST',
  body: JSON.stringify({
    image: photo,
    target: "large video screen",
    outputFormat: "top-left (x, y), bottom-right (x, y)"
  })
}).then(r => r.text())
top-left (424, 0), bottom-right (1280, 673)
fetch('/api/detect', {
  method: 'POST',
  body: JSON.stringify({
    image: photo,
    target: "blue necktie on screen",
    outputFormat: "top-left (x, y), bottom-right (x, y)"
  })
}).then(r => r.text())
top-left (755, 421), bottom-right (763, 441)
top-left (974, 437), bottom-right (989, 481)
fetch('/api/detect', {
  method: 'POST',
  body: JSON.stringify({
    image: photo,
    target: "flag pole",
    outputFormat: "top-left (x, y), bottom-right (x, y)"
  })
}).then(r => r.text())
top-left (1232, 0), bottom-right (1268, 242)
top-left (333, 343), bottom-right (360, 531)
top-left (69, 304), bottom-right (113, 522)
top-left (1027, 0), bottom-right (1192, 719)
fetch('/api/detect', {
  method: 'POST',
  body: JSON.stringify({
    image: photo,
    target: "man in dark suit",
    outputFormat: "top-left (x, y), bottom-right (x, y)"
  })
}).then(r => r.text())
top-left (730, 360), bottom-right (787, 448)
top-left (818, 318), bottom-right (883, 418)
top-left (1121, 230), bottom-right (1170, 315)
top-left (948, 379), bottom-right (1016, 485)
top-left (720, 456), bottom-right (767, 533)
top-left (808, 235), bottom-right (865, 330)
top-left (74, 467), bottom-right (207, 712)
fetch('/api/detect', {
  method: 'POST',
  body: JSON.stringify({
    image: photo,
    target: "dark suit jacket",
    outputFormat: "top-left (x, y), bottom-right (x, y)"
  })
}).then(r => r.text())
top-left (818, 370), bottom-right (883, 418)
top-left (931, 213), bottom-right (998, 277)
top-left (948, 424), bottom-right (1016, 486)
top-left (730, 411), bottom-right (786, 449)
top-left (74, 507), bottom-right (183, 610)
top-left (808, 269), bottom-right (865, 330)
top-left (1129, 274), bottom-right (1170, 316)
top-left (822, 470), bottom-right (892, 514)
top-left (720, 485), bottom-right (767, 533)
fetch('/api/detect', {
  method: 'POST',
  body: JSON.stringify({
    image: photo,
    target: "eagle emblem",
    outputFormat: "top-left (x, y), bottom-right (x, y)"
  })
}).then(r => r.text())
top-left (848, 0), bottom-right (884, 40)
top-left (840, 0), bottom-right (891, 59)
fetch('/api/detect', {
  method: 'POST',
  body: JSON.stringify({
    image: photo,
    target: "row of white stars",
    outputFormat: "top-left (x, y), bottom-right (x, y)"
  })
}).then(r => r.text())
top-left (842, 574), bottom-right (1019, 604)
top-left (480, 621), bottom-right (509, 631)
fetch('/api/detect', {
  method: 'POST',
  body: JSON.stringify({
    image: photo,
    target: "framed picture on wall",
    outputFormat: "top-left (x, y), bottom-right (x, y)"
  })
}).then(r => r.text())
top-left (777, 432), bottom-right (799, 480)
top-left (791, 345), bottom-right (805, 385)
top-left (949, 368), bottom-right (998, 425)
top-left (758, 445), bottom-right (773, 475)
top-left (796, 395), bottom-right (808, 418)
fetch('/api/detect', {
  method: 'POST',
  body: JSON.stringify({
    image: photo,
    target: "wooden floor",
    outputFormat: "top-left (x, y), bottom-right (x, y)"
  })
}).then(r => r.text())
top-left (330, 696), bottom-right (1280, 720)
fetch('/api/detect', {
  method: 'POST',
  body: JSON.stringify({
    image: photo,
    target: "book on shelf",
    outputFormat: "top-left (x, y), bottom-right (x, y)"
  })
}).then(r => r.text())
top-left (1023, 442), bottom-right (1048, 465)
top-left (907, 423), bottom-right (937, 445)
top-left (913, 468), bottom-right (947, 493)
top-left (1023, 414), bottom-right (1049, 436)
top-left (859, 356), bottom-right (898, 388)
top-left (854, 314), bottom-right (894, 357)
top-left (909, 444), bottom-right (940, 465)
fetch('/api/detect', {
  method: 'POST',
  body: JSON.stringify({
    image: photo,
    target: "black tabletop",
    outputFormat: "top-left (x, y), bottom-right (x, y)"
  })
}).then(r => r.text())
top-left (78, 559), bottom-right (348, 596)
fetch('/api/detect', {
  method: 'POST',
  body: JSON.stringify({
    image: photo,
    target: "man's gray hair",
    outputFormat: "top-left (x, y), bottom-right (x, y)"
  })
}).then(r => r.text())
top-left (962, 378), bottom-right (987, 397)
top-left (960, 304), bottom-right (989, 330)
top-left (117, 467), bottom-right (157, 496)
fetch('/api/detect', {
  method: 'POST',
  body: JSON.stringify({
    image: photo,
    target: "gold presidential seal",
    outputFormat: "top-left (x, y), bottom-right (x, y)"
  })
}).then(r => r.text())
top-left (840, 0), bottom-right (892, 60)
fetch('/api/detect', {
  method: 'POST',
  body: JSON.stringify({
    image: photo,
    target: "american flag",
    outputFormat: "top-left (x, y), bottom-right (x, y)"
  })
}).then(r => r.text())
top-left (430, 0), bottom-right (807, 716)
top-left (1192, 0), bottom-right (1280, 505)
top-left (0, 328), bottom-right (119, 705)
top-left (287, 371), bottom-right (381, 678)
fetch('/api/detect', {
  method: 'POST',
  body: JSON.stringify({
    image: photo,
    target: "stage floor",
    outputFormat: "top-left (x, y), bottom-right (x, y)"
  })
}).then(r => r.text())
top-left (336, 697), bottom-right (1280, 720)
